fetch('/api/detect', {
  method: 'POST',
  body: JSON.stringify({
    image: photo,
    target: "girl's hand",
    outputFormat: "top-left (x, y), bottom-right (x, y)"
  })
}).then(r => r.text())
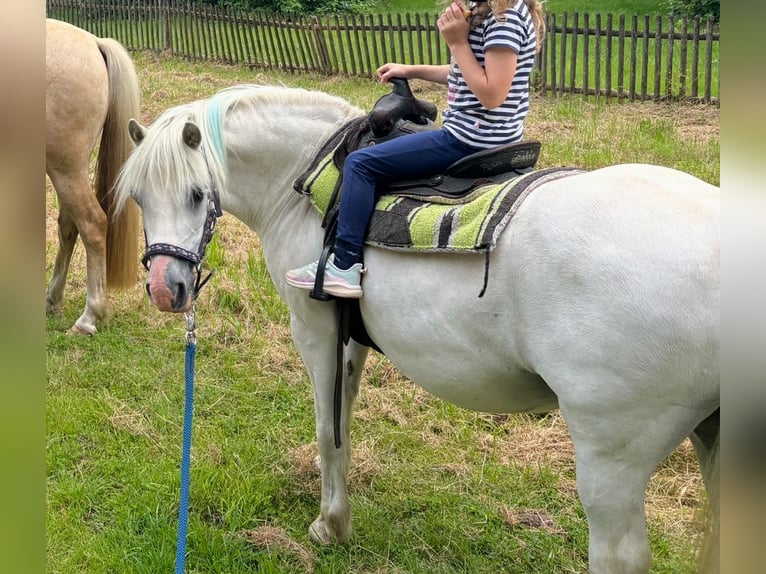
top-left (437, 1), bottom-right (470, 48)
top-left (377, 63), bottom-right (409, 83)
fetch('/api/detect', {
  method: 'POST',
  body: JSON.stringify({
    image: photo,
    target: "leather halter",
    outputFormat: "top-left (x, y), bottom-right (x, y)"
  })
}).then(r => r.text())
top-left (141, 186), bottom-right (223, 300)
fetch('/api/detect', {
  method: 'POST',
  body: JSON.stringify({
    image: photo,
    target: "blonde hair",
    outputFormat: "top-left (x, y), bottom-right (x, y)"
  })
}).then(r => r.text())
top-left (461, 0), bottom-right (546, 52)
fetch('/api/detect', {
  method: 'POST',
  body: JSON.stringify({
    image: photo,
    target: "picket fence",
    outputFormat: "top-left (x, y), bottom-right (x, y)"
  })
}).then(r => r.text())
top-left (46, 0), bottom-right (720, 103)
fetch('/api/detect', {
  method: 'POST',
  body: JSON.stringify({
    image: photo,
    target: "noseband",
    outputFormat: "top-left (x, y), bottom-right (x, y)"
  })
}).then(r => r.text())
top-left (141, 186), bottom-right (223, 300)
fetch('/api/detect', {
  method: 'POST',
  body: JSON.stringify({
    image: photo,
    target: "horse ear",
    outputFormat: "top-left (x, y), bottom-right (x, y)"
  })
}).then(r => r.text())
top-left (182, 122), bottom-right (202, 149)
top-left (128, 119), bottom-right (146, 145)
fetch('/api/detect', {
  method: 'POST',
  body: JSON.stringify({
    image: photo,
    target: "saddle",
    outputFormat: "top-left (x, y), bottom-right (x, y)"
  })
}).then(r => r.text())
top-left (306, 77), bottom-right (543, 304)
top-left (332, 77), bottom-right (541, 199)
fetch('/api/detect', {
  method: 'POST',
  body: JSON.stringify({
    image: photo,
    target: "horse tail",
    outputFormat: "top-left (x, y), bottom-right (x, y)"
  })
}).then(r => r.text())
top-left (94, 37), bottom-right (141, 289)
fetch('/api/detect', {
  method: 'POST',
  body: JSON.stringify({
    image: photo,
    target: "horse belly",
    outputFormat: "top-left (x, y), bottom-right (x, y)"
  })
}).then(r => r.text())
top-left (393, 360), bottom-right (556, 414)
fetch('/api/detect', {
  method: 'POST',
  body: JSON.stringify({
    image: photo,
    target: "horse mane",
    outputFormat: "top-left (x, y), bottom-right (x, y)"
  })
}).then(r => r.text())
top-left (115, 84), bottom-right (363, 213)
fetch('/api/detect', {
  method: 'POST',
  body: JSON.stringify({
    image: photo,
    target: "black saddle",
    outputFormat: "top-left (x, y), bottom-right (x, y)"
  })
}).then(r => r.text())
top-left (335, 78), bottom-right (540, 195)
top-left (368, 77), bottom-right (438, 138)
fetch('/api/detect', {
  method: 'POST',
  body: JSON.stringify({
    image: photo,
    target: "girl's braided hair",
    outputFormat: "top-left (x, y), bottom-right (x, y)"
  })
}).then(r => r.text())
top-left (461, 0), bottom-right (546, 51)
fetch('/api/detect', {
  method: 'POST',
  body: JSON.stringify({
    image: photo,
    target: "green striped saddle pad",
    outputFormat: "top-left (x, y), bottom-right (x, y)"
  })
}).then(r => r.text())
top-left (295, 142), bottom-right (584, 254)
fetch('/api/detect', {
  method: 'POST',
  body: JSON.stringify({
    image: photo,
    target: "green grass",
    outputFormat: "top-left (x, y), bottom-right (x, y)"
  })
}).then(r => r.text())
top-left (46, 53), bottom-right (718, 573)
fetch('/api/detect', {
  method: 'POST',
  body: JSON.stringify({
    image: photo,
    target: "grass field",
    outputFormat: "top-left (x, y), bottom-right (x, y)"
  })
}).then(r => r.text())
top-left (46, 52), bottom-right (719, 573)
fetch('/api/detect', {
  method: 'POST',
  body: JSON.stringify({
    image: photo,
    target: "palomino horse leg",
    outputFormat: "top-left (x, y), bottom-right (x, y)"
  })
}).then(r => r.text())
top-left (47, 169), bottom-right (108, 335)
top-left (303, 332), bottom-right (368, 544)
top-left (46, 199), bottom-right (78, 315)
top-left (561, 402), bottom-right (697, 574)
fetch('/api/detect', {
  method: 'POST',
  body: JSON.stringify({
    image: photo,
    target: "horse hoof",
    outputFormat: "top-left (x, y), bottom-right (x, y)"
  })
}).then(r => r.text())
top-left (68, 324), bottom-right (96, 336)
top-left (308, 519), bottom-right (332, 545)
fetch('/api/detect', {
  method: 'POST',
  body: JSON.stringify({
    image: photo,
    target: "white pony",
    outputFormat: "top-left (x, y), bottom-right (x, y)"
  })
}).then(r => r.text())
top-left (115, 84), bottom-right (719, 574)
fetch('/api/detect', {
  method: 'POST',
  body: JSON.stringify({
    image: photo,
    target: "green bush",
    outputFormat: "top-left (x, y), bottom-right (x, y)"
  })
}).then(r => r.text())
top-left (663, 0), bottom-right (719, 21)
top-left (198, 0), bottom-right (375, 14)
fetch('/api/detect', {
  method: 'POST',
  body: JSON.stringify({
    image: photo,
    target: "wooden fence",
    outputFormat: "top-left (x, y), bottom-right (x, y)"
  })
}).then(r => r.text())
top-left (46, 0), bottom-right (719, 104)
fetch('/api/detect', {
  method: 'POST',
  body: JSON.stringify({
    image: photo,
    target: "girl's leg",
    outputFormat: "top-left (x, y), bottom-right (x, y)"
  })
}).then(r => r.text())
top-left (334, 129), bottom-right (474, 269)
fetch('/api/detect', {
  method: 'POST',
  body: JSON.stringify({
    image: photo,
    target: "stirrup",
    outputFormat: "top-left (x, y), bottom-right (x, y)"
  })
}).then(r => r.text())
top-left (309, 243), bottom-right (335, 301)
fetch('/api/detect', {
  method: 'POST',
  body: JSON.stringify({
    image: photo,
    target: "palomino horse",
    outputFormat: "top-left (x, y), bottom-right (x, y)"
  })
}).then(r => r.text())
top-left (46, 19), bottom-right (141, 334)
top-left (115, 85), bottom-right (719, 573)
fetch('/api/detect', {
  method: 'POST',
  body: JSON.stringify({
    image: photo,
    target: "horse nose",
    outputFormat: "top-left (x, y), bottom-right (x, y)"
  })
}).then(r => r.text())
top-left (145, 278), bottom-right (190, 312)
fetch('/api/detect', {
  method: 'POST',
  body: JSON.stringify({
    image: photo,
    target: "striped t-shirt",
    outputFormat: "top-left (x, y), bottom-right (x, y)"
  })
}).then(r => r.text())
top-left (442, 1), bottom-right (537, 149)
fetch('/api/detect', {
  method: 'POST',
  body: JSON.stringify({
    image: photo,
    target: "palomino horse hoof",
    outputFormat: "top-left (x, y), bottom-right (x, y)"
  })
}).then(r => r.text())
top-left (308, 519), bottom-right (332, 545)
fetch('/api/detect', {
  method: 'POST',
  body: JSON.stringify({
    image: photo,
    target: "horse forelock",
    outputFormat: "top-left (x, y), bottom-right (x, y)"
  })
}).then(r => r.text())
top-left (115, 84), bottom-right (363, 214)
top-left (115, 99), bottom-right (228, 213)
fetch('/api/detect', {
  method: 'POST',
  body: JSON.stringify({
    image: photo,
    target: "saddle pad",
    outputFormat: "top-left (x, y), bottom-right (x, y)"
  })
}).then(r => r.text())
top-left (295, 145), bottom-right (584, 253)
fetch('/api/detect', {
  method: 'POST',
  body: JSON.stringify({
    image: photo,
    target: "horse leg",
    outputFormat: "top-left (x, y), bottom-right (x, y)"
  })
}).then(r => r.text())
top-left (689, 409), bottom-right (719, 573)
top-left (46, 203), bottom-right (78, 316)
top-left (689, 408), bottom-right (720, 499)
top-left (561, 402), bottom-right (697, 574)
top-left (47, 169), bottom-right (108, 335)
top-left (303, 333), bottom-right (368, 545)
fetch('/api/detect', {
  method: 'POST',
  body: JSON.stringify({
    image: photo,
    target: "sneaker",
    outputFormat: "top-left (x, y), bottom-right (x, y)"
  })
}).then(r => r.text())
top-left (285, 254), bottom-right (365, 298)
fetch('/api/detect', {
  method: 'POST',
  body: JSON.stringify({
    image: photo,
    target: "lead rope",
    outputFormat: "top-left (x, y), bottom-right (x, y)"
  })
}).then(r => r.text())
top-left (175, 308), bottom-right (197, 574)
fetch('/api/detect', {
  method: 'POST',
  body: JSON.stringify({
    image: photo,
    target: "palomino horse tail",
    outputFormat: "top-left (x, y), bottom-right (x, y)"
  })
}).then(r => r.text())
top-left (94, 37), bottom-right (141, 289)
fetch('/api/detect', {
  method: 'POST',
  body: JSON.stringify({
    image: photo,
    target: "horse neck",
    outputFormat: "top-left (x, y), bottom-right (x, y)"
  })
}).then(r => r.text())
top-left (219, 90), bottom-right (363, 267)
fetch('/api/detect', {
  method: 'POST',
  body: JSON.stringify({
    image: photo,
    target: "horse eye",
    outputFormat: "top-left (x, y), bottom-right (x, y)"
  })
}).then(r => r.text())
top-left (190, 186), bottom-right (204, 206)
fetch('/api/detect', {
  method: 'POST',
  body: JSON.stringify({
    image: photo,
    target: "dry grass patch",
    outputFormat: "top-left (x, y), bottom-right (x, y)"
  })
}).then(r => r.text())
top-left (645, 440), bottom-right (705, 539)
top-left (105, 394), bottom-right (154, 439)
top-left (482, 412), bottom-right (576, 471)
top-left (501, 506), bottom-right (567, 535)
top-left (239, 525), bottom-right (316, 573)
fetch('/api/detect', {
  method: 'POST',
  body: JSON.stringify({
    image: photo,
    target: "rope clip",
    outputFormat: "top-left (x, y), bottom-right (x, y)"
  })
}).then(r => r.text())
top-left (184, 308), bottom-right (197, 345)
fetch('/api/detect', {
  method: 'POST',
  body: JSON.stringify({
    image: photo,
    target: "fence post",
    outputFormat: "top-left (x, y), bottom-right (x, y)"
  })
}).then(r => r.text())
top-left (312, 16), bottom-right (331, 73)
top-left (159, 0), bottom-right (172, 52)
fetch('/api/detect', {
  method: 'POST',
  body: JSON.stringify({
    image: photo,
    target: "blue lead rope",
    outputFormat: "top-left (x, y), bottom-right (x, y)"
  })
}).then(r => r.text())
top-left (175, 312), bottom-right (197, 574)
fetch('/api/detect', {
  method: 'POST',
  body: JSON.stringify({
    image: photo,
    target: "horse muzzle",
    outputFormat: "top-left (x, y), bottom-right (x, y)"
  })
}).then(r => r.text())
top-left (145, 255), bottom-right (195, 313)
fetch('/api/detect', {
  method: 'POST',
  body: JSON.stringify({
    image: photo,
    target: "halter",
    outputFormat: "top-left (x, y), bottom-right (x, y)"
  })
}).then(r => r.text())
top-left (141, 185), bottom-right (223, 300)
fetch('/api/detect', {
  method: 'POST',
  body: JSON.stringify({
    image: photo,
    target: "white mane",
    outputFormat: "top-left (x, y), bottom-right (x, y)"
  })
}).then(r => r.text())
top-left (115, 84), bottom-right (363, 213)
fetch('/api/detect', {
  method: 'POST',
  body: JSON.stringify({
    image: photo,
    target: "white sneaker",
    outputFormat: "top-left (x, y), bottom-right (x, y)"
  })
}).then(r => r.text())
top-left (285, 254), bottom-right (365, 298)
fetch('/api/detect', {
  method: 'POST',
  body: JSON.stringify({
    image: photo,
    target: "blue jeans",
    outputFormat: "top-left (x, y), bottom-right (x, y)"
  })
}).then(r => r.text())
top-left (334, 128), bottom-right (476, 269)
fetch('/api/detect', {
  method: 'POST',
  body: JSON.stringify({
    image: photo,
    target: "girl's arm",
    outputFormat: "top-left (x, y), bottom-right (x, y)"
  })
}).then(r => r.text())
top-left (438, 1), bottom-right (518, 109)
top-left (377, 63), bottom-right (451, 85)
